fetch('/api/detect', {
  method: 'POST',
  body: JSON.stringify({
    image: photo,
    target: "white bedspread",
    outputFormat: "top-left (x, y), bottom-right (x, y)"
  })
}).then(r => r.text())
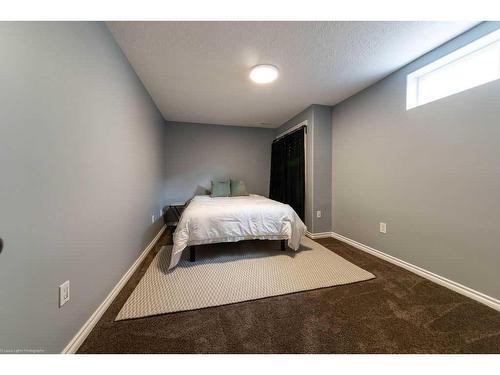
top-left (169, 195), bottom-right (307, 269)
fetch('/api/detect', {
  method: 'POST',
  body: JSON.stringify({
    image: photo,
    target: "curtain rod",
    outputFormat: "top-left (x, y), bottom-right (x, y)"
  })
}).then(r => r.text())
top-left (273, 124), bottom-right (307, 143)
top-left (274, 120), bottom-right (308, 141)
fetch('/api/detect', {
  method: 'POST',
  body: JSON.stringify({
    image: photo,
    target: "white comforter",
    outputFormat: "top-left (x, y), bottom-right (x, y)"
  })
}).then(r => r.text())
top-left (169, 194), bottom-right (307, 269)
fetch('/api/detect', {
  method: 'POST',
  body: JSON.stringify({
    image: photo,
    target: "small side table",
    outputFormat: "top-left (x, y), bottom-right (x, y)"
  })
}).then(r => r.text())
top-left (164, 202), bottom-right (192, 260)
top-left (164, 203), bottom-right (186, 229)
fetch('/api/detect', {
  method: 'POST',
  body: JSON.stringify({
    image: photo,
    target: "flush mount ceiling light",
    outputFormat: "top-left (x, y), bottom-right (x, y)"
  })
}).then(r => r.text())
top-left (249, 64), bottom-right (279, 84)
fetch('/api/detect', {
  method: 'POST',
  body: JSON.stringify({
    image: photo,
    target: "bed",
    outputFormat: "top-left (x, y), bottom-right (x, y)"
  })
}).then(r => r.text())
top-left (169, 194), bottom-right (307, 269)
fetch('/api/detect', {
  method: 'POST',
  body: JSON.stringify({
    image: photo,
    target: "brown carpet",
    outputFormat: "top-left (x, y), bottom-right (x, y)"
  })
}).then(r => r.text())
top-left (77, 230), bottom-right (500, 353)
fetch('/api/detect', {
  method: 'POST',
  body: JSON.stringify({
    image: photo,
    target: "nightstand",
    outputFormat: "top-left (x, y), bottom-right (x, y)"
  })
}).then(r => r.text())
top-left (164, 203), bottom-right (186, 228)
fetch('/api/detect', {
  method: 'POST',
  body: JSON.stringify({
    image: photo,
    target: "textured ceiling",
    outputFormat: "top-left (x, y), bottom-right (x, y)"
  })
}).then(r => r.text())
top-left (107, 21), bottom-right (478, 128)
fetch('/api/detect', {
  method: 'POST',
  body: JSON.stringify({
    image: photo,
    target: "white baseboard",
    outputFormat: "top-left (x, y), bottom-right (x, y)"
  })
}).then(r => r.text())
top-left (331, 232), bottom-right (500, 312)
top-left (62, 225), bottom-right (167, 354)
top-left (306, 231), bottom-right (334, 239)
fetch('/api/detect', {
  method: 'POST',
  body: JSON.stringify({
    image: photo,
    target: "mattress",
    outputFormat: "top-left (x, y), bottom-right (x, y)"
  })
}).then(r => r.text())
top-left (169, 194), bottom-right (307, 269)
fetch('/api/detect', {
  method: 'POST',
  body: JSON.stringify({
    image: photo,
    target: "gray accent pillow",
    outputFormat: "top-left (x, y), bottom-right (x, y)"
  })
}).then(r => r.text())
top-left (211, 179), bottom-right (231, 197)
top-left (230, 179), bottom-right (249, 196)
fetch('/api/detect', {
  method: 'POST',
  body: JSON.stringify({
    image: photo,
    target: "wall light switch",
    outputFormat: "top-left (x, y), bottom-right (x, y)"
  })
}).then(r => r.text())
top-left (379, 222), bottom-right (387, 234)
top-left (59, 280), bottom-right (70, 307)
top-left (316, 210), bottom-right (322, 218)
top-left (151, 214), bottom-right (155, 223)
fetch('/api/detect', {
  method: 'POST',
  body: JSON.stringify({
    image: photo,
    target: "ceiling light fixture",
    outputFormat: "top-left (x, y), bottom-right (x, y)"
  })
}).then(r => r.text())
top-left (249, 64), bottom-right (279, 84)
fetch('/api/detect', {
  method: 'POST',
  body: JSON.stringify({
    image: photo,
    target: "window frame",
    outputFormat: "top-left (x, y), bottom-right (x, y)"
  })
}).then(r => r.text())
top-left (406, 28), bottom-right (500, 110)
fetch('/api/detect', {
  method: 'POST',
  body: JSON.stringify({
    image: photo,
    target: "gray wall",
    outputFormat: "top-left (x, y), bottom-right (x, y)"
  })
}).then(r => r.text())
top-left (0, 22), bottom-right (166, 353)
top-left (164, 122), bottom-right (274, 204)
top-left (331, 22), bottom-right (500, 300)
top-left (275, 105), bottom-right (332, 233)
top-left (311, 105), bottom-right (332, 233)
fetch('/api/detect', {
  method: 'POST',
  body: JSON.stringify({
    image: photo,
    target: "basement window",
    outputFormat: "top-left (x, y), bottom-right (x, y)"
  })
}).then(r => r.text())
top-left (407, 28), bottom-right (500, 110)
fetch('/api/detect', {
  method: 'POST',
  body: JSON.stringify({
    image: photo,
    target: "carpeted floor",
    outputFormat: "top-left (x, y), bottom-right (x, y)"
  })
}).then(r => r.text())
top-left (77, 230), bottom-right (500, 353)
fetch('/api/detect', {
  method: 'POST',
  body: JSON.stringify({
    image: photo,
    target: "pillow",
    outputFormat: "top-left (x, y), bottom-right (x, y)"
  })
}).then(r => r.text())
top-left (211, 179), bottom-right (231, 197)
top-left (230, 179), bottom-right (249, 196)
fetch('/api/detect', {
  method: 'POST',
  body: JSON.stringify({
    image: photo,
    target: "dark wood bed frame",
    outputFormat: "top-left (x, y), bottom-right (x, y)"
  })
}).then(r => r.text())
top-left (189, 239), bottom-right (287, 262)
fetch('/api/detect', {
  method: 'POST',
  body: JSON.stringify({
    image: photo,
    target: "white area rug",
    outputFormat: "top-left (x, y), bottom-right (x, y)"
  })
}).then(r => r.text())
top-left (115, 237), bottom-right (375, 320)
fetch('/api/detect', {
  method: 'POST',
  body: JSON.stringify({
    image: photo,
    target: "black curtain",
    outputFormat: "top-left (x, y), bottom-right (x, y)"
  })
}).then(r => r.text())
top-left (269, 127), bottom-right (305, 220)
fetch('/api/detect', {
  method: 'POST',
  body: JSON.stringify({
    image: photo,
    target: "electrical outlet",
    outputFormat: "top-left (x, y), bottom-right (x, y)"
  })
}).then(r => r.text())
top-left (379, 222), bottom-right (387, 234)
top-left (316, 210), bottom-right (322, 218)
top-left (59, 280), bottom-right (70, 307)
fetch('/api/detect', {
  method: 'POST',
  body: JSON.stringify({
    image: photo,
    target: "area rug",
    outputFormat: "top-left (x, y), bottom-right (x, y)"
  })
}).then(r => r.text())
top-left (115, 236), bottom-right (375, 320)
